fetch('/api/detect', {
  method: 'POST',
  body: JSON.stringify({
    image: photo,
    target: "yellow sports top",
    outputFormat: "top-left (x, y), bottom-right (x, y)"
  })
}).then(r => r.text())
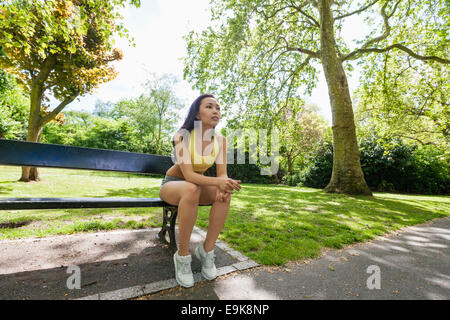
top-left (189, 129), bottom-right (219, 173)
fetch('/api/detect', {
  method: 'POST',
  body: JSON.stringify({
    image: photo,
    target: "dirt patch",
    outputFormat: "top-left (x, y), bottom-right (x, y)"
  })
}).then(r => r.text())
top-left (0, 221), bottom-right (32, 229)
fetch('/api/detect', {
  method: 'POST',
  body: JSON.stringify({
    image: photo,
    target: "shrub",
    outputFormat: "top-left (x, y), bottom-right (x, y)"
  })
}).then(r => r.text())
top-left (205, 150), bottom-right (276, 184)
top-left (299, 135), bottom-right (449, 194)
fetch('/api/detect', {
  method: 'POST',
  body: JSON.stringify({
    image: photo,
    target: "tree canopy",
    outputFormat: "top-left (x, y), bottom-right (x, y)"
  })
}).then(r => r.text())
top-left (0, 0), bottom-right (141, 181)
top-left (183, 0), bottom-right (449, 195)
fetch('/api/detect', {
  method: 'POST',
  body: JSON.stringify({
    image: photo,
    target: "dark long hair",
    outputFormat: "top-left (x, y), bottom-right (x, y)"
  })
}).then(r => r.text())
top-left (171, 94), bottom-right (216, 147)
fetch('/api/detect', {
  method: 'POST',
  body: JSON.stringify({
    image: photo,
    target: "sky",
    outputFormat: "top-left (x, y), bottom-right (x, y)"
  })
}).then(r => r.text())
top-left (67, 0), bottom-right (370, 129)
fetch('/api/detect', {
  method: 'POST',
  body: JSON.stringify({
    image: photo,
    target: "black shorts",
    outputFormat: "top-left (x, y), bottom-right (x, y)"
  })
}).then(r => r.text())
top-left (160, 175), bottom-right (185, 188)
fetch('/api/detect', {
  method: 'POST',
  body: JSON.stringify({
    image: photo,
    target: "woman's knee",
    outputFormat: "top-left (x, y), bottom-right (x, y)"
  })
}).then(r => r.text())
top-left (182, 182), bottom-right (201, 202)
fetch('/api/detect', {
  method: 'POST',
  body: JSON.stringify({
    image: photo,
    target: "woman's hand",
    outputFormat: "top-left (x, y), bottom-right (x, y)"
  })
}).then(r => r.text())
top-left (216, 177), bottom-right (241, 193)
top-left (215, 189), bottom-right (232, 202)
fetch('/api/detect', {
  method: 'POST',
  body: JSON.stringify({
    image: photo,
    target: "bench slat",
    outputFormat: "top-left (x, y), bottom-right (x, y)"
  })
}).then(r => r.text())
top-left (0, 198), bottom-right (212, 210)
top-left (0, 197), bottom-right (167, 210)
top-left (0, 139), bottom-right (173, 174)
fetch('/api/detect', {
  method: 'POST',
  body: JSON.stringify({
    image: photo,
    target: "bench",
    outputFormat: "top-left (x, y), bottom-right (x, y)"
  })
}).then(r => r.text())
top-left (0, 139), bottom-right (211, 252)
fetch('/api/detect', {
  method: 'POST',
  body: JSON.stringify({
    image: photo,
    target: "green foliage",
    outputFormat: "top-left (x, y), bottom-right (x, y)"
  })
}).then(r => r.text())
top-left (301, 134), bottom-right (450, 194)
top-left (0, 70), bottom-right (28, 139)
top-left (41, 76), bottom-right (183, 155)
top-left (360, 135), bottom-right (449, 194)
top-left (355, 51), bottom-right (449, 150)
top-left (0, 0), bottom-right (141, 152)
top-left (42, 114), bottom-right (134, 151)
top-left (277, 102), bottom-right (328, 175)
top-left (183, 0), bottom-right (320, 126)
top-left (184, 0), bottom-right (449, 129)
top-left (204, 151), bottom-right (275, 184)
top-left (299, 140), bottom-right (334, 189)
top-left (0, 0), bottom-right (140, 99)
top-left (354, 0), bottom-right (449, 151)
top-left (280, 172), bottom-right (303, 187)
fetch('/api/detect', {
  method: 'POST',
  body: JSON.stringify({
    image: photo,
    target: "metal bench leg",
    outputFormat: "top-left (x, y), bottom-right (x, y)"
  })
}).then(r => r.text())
top-left (159, 205), bottom-right (178, 253)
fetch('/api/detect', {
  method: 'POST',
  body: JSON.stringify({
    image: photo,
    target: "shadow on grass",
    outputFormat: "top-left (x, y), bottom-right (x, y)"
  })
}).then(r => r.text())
top-left (101, 187), bottom-right (161, 198)
top-left (0, 186), bottom-right (13, 195)
top-left (206, 184), bottom-right (449, 265)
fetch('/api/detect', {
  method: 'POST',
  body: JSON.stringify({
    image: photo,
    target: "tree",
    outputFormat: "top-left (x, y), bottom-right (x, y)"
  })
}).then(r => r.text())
top-left (355, 51), bottom-right (449, 151)
top-left (0, 0), bottom-right (140, 181)
top-left (111, 74), bottom-right (183, 154)
top-left (278, 102), bottom-right (328, 176)
top-left (183, 0), bottom-right (449, 195)
top-left (143, 73), bottom-right (184, 154)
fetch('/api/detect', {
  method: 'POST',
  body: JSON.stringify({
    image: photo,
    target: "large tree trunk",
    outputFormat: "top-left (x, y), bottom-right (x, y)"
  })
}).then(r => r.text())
top-left (318, 0), bottom-right (372, 195)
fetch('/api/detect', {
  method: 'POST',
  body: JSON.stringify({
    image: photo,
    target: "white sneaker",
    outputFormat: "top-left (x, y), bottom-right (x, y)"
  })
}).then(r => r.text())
top-left (195, 243), bottom-right (217, 280)
top-left (173, 251), bottom-right (194, 288)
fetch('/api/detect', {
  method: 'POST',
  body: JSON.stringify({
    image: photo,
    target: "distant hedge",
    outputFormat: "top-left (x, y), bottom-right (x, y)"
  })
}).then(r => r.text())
top-left (290, 136), bottom-right (449, 195)
top-left (205, 151), bottom-right (275, 184)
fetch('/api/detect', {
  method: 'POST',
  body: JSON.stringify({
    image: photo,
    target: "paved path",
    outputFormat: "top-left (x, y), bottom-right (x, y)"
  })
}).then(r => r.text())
top-left (139, 217), bottom-right (450, 300)
top-left (0, 217), bottom-right (449, 300)
top-left (0, 227), bottom-right (257, 300)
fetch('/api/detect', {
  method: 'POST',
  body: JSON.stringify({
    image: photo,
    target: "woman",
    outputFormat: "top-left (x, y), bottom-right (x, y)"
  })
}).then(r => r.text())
top-left (159, 94), bottom-right (242, 288)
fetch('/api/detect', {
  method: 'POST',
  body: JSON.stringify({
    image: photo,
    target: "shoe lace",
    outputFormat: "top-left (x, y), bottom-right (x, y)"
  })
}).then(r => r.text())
top-left (179, 259), bottom-right (192, 274)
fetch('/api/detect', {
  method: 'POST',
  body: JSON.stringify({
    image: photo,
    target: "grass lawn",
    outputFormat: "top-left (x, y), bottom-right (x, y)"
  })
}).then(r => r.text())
top-left (0, 165), bottom-right (449, 266)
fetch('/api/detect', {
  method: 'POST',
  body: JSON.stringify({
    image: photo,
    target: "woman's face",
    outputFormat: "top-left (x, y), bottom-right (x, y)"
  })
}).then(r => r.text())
top-left (196, 97), bottom-right (221, 128)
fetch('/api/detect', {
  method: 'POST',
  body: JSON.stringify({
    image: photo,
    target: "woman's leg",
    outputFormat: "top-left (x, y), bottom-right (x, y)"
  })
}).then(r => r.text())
top-left (198, 185), bottom-right (232, 252)
top-left (159, 181), bottom-right (201, 256)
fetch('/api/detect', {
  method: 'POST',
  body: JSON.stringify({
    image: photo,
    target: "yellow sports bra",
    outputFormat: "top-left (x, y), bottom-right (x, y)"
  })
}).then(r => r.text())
top-left (189, 129), bottom-right (219, 173)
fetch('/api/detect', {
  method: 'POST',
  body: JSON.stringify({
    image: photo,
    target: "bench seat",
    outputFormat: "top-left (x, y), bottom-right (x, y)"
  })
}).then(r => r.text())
top-left (0, 139), bottom-right (213, 252)
top-left (0, 197), bottom-right (166, 210)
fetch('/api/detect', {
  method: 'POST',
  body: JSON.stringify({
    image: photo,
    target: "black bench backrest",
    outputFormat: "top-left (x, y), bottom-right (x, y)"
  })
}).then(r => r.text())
top-left (0, 139), bottom-right (174, 174)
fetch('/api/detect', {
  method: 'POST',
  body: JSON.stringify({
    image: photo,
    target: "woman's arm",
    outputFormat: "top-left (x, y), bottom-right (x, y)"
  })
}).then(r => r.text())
top-left (215, 135), bottom-right (231, 201)
top-left (216, 135), bottom-right (228, 178)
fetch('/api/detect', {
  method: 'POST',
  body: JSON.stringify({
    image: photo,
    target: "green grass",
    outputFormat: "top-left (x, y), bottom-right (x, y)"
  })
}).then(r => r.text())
top-left (1, 166), bottom-right (449, 266)
top-left (0, 166), bottom-right (164, 238)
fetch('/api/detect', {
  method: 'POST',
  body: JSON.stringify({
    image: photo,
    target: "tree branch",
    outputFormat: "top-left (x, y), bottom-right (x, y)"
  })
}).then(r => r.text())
top-left (272, 55), bottom-right (312, 121)
top-left (342, 43), bottom-right (450, 64)
top-left (360, 1), bottom-right (393, 49)
top-left (253, 3), bottom-right (295, 20)
top-left (41, 93), bottom-right (79, 126)
top-left (334, 0), bottom-right (381, 20)
top-left (341, 0), bottom-right (409, 62)
top-left (290, 0), bottom-right (320, 28)
top-left (281, 33), bottom-right (320, 58)
top-left (286, 46), bottom-right (321, 58)
top-left (394, 133), bottom-right (437, 146)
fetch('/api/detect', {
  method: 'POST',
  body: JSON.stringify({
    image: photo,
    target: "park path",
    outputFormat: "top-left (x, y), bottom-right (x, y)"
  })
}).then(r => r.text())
top-left (0, 217), bottom-right (448, 300)
top-left (138, 216), bottom-right (450, 300)
top-left (0, 227), bottom-right (256, 300)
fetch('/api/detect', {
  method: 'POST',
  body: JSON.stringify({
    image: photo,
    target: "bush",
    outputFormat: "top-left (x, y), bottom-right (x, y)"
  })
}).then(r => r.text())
top-left (204, 150), bottom-right (276, 184)
top-left (408, 146), bottom-right (450, 194)
top-left (0, 71), bottom-right (28, 139)
top-left (299, 135), bottom-right (450, 194)
top-left (281, 172), bottom-right (302, 186)
top-left (300, 140), bottom-right (333, 189)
